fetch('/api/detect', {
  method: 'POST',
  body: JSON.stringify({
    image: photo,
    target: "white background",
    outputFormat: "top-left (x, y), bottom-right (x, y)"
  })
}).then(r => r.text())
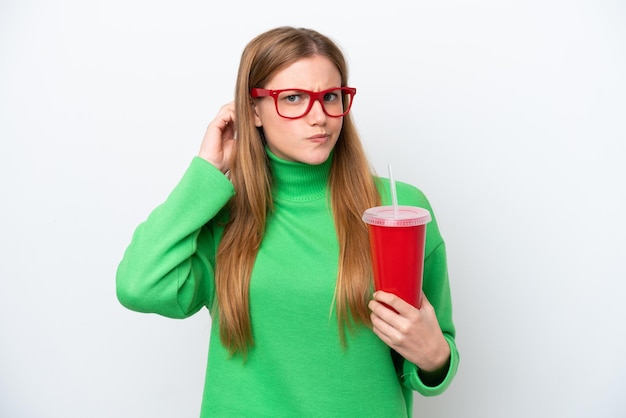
top-left (1, 0), bottom-right (625, 417)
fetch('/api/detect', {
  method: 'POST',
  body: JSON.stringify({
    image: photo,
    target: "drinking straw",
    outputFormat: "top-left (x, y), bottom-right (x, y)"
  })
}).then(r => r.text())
top-left (388, 164), bottom-right (399, 219)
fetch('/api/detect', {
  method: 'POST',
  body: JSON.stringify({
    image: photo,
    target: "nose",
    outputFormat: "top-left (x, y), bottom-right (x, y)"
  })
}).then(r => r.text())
top-left (307, 98), bottom-right (327, 123)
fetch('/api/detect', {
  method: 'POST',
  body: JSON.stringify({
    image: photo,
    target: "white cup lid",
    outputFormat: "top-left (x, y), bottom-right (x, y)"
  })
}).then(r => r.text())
top-left (362, 205), bottom-right (432, 227)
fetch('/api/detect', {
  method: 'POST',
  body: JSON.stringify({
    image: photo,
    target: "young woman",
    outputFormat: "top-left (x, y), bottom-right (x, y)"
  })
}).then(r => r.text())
top-left (117, 26), bottom-right (458, 417)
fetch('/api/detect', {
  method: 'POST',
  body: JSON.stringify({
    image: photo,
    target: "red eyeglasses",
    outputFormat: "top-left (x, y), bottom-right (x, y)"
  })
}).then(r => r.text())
top-left (250, 87), bottom-right (356, 119)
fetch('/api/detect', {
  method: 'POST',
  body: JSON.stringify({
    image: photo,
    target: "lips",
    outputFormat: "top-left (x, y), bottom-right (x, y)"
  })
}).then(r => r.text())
top-left (308, 133), bottom-right (329, 143)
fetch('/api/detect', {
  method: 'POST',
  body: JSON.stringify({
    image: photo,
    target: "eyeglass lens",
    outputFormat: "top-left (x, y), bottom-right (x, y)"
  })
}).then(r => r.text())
top-left (276, 89), bottom-right (352, 118)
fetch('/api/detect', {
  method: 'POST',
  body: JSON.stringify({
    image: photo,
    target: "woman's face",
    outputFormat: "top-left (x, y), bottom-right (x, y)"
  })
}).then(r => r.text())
top-left (252, 55), bottom-right (344, 165)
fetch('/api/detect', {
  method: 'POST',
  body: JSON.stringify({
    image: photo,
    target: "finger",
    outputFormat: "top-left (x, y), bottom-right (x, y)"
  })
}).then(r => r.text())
top-left (370, 311), bottom-right (401, 344)
top-left (416, 291), bottom-right (439, 322)
top-left (368, 297), bottom-right (400, 324)
top-left (222, 110), bottom-right (236, 131)
top-left (208, 101), bottom-right (234, 126)
top-left (216, 105), bottom-right (236, 132)
top-left (369, 298), bottom-right (414, 341)
top-left (373, 291), bottom-right (414, 317)
top-left (223, 102), bottom-right (236, 122)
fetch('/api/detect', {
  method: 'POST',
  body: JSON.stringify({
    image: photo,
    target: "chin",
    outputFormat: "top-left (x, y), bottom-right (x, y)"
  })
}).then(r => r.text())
top-left (299, 148), bottom-right (333, 165)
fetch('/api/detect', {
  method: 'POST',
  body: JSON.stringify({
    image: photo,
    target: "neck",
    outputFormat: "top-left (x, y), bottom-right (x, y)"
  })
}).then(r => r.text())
top-left (266, 148), bottom-right (333, 201)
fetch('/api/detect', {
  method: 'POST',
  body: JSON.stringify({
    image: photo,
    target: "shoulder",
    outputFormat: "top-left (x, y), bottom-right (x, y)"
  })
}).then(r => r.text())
top-left (374, 177), bottom-right (432, 210)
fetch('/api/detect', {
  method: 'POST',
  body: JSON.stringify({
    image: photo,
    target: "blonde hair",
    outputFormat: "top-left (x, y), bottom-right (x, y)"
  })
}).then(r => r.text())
top-left (215, 27), bottom-right (381, 356)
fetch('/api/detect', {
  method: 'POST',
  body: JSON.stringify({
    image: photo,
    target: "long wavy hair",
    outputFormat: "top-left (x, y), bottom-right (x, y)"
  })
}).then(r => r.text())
top-left (215, 27), bottom-right (381, 356)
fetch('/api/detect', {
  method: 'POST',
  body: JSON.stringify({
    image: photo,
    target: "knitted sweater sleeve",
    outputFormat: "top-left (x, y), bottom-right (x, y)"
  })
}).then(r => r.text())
top-left (116, 157), bottom-right (235, 318)
top-left (400, 240), bottom-right (460, 396)
top-left (383, 180), bottom-right (460, 397)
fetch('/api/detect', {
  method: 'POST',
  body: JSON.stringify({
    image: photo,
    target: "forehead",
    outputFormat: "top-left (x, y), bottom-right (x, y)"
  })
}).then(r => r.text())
top-left (265, 55), bottom-right (341, 89)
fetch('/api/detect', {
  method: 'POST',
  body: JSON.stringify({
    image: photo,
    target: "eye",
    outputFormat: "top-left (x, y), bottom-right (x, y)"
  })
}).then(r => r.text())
top-left (279, 91), bottom-right (305, 104)
top-left (323, 91), bottom-right (339, 103)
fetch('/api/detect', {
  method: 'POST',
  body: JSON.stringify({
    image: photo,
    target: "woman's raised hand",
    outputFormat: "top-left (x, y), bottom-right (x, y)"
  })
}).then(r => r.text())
top-left (198, 102), bottom-right (236, 173)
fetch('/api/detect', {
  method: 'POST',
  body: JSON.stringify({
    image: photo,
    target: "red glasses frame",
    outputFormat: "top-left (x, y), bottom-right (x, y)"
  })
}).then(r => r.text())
top-left (250, 86), bottom-right (357, 119)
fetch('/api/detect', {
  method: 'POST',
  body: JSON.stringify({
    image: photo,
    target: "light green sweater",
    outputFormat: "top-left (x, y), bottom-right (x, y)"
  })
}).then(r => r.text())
top-left (116, 151), bottom-right (459, 417)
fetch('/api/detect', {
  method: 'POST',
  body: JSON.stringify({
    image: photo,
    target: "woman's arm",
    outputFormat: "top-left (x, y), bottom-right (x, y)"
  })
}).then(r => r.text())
top-left (117, 102), bottom-right (238, 317)
top-left (116, 157), bottom-right (234, 318)
top-left (370, 180), bottom-right (460, 395)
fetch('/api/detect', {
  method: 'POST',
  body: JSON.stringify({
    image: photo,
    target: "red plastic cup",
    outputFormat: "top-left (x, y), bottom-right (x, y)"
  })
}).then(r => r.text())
top-left (362, 206), bottom-right (431, 309)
